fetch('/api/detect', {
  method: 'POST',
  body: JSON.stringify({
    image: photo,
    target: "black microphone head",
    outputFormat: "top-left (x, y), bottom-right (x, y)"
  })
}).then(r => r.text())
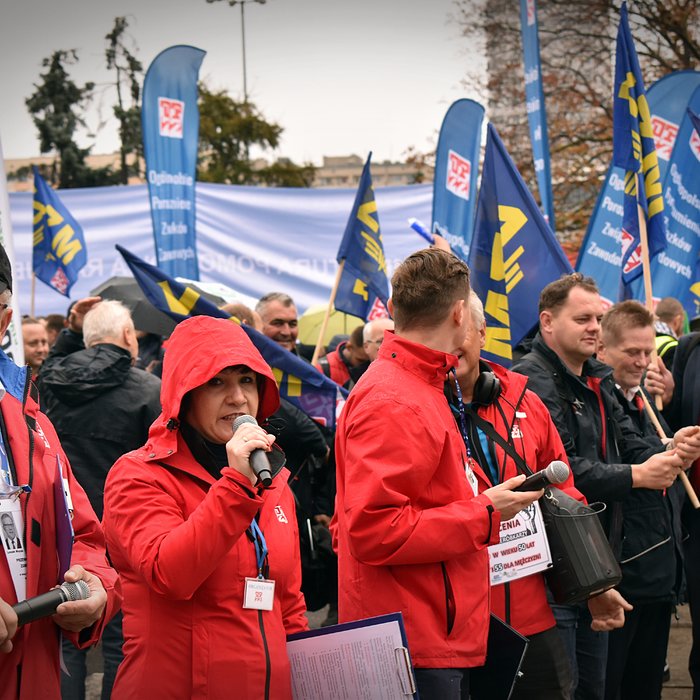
top-left (545, 460), bottom-right (570, 485)
top-left (62, 580), bottom-right (90, 602)
top-left (232, 414), bottom-right (258, 432)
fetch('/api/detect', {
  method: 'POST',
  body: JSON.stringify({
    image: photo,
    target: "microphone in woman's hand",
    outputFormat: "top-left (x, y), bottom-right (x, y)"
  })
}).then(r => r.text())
top-left (232, 415), bottom-right (273, 487)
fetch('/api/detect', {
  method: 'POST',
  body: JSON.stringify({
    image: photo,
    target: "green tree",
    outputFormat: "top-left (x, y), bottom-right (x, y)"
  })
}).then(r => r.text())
top-left (25, 50), bottom-right (114, 188)
top-left (456, 0), bottom-right (700, 246)
top-left (197, 85), bottom-right (316, 186)
top-left (105, 16), bottom-right (143, 184)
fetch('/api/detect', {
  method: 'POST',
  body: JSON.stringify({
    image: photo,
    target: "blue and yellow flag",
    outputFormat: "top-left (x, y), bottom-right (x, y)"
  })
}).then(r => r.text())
top-left (468, 124), bottom-right (572, 366)
top-left (116, 245), bottom-right (345, 428)
top-left (613, 2), bottom-right (666, 291)
top-left (32, 167), bottom-right (87, 297)
top-left (335, 154), bottom-right (390, 320)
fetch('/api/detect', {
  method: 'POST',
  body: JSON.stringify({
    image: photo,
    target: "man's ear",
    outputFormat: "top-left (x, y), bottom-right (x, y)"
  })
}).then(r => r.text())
top-left (478, 324), bottom-right (486, 349)
top-left (452, 298), bottom-right (466, 327)
top-left (539, 310), bottom-right (552, 335)
top-left (597, 339), bottom-right (608, 363)
top-left (0, 307), bottom-right (13, 338)
top-left (387, 298), bottom-right (394, 318)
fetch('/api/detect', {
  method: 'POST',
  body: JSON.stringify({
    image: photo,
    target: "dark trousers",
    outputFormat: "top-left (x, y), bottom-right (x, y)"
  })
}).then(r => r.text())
top-left (552, 600), bottom-right (608, 700)
top-left (603, 601), bottom-right (672, 700)
top-left (511, 626), bottom-right (573, 700)
top-left (685, 505), bottom-right (700, 699)
top-left (61, 612), bottom-right (123, 700)
top-left (414, 668), bottom-right (470, 700)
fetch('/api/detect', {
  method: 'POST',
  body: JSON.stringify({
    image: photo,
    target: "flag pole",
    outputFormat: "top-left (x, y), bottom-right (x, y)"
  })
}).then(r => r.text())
top-left (311, 260), bottom-right (345, 367)
top-left (636, 173), bottom-right (664, 410)
top-left (30, 273), bottom-right (36, 318)
top-left (638, 389), bottom-right (700, 509)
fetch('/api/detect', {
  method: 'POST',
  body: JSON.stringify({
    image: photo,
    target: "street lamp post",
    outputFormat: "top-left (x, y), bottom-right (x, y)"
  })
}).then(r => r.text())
top-left (229, 0), bottom-right (266, 103)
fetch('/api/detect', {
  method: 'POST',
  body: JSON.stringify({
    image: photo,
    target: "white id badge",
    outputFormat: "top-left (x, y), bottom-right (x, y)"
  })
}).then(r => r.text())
top-left (243, 577), bottom-right (275, 611)
top-left (0, 496), bottom-right (27, 602)
top-left (464, 459), bottom-right (479, 497)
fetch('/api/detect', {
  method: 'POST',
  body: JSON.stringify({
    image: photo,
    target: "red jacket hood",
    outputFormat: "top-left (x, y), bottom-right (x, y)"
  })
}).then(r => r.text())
top-left (148, 316), bottom-right (280, 455)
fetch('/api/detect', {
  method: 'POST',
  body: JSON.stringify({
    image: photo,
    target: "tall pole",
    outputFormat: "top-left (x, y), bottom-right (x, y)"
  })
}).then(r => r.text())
top-left (240, 1), bottom-right (247, 103)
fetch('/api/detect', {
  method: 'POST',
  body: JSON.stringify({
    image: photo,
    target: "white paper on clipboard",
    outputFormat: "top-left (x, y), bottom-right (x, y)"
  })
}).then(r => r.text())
top-left (286, 612), bottom-right (416, 699)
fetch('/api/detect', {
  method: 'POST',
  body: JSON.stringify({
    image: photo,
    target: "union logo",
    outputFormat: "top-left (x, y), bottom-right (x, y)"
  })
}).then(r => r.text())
top-left (158, 97), bottom-right (185, 139)
top-left (651, 116), bottom-right (678, 161)
top-left (446, 150), bottom-right (471, 201)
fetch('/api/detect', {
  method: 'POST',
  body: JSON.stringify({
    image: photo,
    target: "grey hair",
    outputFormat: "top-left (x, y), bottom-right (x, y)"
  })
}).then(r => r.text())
top-left (469, 291), bottom-right (486, 330)
top-left (255, 292), bottom-right (296, 315)
top-left (83, 300), bottom-right (134, 348)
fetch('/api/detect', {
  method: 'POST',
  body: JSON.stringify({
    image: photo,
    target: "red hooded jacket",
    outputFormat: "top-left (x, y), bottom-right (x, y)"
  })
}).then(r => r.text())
top-left (0, 354), bottom-right (119, 700)
top-left (103, 317), bottom-right (307, 700)
top-left (473, 362), bottom-right (584, 636)
top-left (334, 333), bottom-right (501, 669)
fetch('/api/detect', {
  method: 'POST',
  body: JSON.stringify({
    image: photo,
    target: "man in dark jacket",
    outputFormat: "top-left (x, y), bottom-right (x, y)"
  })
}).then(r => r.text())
top-left (597, 300), bottom-right (686, 699)
top-left (666, 331), bottom-right (700, 698)
top-left (512, 273), bottom-right (700, 700)
top-left (39, 297), bottom-right (161, 700)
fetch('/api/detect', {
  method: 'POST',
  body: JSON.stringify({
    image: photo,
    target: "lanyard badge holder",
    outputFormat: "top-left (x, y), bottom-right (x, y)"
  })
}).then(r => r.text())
top-left (0, 467), bottom-right (30, 603)
top-left (243, 518), bottom-right (275, 611)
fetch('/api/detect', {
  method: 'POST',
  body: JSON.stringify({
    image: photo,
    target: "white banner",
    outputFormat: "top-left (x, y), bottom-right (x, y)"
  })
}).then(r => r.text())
top-left (8, 182), bottom-right (432, 318)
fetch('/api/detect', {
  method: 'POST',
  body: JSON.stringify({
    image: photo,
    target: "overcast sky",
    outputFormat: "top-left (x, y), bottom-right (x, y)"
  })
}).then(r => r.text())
top-left (0, 0), bottom-right (485, 166)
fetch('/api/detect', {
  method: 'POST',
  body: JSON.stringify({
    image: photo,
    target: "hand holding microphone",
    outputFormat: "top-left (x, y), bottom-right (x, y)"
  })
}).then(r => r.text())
top-left (515, 460), bottom-right (570, 492)
top-left (229, 415), bottom-right (276, 487)
top-left (13, 580), bottom-right (90, 626)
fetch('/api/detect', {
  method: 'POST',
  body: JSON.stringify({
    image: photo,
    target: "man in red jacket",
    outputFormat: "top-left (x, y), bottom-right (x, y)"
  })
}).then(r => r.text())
top-left (0, 243), bottom-right (120, 699)
top-left (453, 292), bottom-right (631, 699)
top-left (334, 248), bottom-right (541, 699)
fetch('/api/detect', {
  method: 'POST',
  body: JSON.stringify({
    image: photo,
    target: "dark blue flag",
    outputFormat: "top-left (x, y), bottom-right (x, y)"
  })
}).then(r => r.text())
top-left (468, 124), bottom-right (572, 366)
top-left (690, 108), bottom-right (700, 137)
top-left (334, 154), bottom-right (390, 320)
top-left (116, 245), bottom-right (345, 428)
top-left (613, 2), bottom-right (666, 290)
top-left (32, 167), bottom-right (87, 297)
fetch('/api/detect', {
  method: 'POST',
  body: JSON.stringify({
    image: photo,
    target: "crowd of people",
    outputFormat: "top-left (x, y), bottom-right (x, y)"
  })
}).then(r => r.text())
top-left (1, 237), bottom-right (700, 700)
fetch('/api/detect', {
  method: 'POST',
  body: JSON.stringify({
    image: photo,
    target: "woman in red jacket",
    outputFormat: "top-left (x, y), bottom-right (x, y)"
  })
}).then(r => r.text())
top-left (103, 316), bottom-right (307, 699)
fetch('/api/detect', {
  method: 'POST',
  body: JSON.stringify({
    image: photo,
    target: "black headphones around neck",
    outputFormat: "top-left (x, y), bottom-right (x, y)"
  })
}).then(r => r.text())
top-left (472, 361), bottom-right (502, 406)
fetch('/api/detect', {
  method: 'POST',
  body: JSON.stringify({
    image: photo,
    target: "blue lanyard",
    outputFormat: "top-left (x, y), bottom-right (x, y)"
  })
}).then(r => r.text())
top-left (250, 519), bottom-right (268, 579)
top-left (450, 369), bottom-right (472, 460)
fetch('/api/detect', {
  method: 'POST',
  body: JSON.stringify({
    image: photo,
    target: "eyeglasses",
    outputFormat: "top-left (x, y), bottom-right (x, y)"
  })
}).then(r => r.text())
top-left (366, 339), bottom-right (383, 346)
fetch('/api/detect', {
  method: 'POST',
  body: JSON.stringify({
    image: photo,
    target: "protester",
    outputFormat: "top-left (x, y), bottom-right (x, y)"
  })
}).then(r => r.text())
top-left (362, 317), bottom-right (395, 363)
top-left (596, 300), bottom-right (687, 699)
top-left (220, 301), bottom-right (264, 332)
top-left (256, 292), bottom-right (300, 353)
top-left (21, 316), bottom-right (49, 378)
top-left (512, 273), bottom-right (700, 699)
top-left (314, 325), bottom-right (368, 386)
top-left (102, 315), bottom-right (307, 698)
top-left (44, 313), bottom-right (66, 347)
top-left (665, 330), bottom-right (700, 698)
top-left (0, 244), bottom-right (119, 699)
top-left (654, 296), bottom-right (685, 368)
top-left (39, 297), bottom-right (162, 700)
top-left (334, 248), bottom-right (541, 698)
top-left (453, 291), bottom-right (629, 699)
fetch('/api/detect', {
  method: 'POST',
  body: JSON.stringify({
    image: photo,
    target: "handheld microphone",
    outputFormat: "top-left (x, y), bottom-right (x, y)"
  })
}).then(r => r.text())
top-left (13, 580), bottom-right (90, 626)
top-left (515, 460), bottom-right (570, 492)
top-left (232, 415), bottom-right (273, 487)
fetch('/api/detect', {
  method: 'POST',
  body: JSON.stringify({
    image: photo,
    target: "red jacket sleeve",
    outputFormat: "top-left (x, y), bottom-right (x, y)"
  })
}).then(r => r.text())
top-left (340, 398), bottom-right (499, 567)
top-left (103, 458), bottom-right (263, 600)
